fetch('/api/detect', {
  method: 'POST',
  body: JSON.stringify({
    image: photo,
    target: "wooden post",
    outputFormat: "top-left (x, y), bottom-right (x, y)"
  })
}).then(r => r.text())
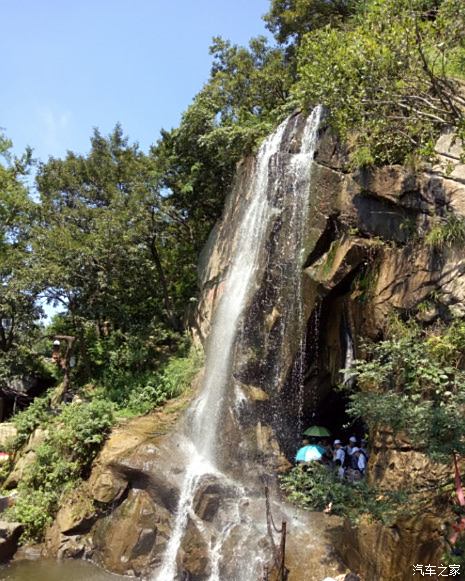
top-left (280, 521), bottom-right (287, 580)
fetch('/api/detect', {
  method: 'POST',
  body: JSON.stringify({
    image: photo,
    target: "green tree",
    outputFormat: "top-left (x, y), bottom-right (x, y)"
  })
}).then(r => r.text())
top-left (294, 0), bottom-right (465, 164)
top-left (32, 125), bottom-right (205, 401)
top-left (0, 134), bottom-right (43, 381)
top-left (35, 125), bottom-right (190, 335)
top-left (264, 0), bottom-right (358, 46)
top-left (152, 36), bottom-right (293, 245)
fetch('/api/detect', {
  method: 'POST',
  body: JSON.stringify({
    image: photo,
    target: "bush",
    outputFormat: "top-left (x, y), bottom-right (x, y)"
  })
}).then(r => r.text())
top-left (156, 345), bottom-right (204, 399)
top-left (5, 398), bottom-right (114, 541)
top-left (86, 330), bottom-right (203, 414)
top-left (344, 319), bottom-right (465, 462)
top-left (124, 376), bottom-right (170, 416)
top-left (280, 463), bottom-right (408, 524)
top-left (55, 399), bottom-right (114, 466)
top-left (425, 213), bottom-right (465, 249)
top-left (7, 489), bottom-right (57, 542)
top-left (114, 344), bottom-right (204, 416)
top-left (280, 463), bottom-right (351, 513)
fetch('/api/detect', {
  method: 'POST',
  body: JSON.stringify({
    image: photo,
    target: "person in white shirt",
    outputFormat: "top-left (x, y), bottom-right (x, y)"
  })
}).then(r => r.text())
top-left (333, 439), bottom-right (345, 465)
top-left (360, 439), bottom-right (369, 459)
top-left (353, 448), bottom-right (366, 474)
top-left (346, 435), bottom-right (357, 459)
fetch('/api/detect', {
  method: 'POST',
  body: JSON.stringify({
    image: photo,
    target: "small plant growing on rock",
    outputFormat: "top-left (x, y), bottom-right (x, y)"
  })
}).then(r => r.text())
top-left (425, 213), bottom-right (465, 250)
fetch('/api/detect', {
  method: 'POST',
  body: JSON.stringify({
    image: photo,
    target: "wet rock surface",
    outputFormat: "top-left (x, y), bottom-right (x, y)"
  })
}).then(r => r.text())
top-left (0, 521), bottom-right (23, 563)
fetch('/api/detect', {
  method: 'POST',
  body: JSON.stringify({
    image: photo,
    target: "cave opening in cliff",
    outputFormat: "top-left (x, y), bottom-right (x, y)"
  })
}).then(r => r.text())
top-left (295, 272), bottom-right (368, 449)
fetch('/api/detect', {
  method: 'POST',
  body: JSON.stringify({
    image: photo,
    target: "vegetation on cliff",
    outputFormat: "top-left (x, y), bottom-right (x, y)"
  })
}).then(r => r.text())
top-left (280, 462), bottom-right (408, 524)
top-left (294, 0), bottom-right (465, 165)
top-left (345, 319), bottom-right (465, 462)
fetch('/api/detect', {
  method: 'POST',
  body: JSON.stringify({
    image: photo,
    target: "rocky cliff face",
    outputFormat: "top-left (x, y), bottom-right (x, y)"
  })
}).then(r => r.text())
top-left (195, 124), bottom-right (465, 580)
top-left (39, 119), bottom-right (465, 580)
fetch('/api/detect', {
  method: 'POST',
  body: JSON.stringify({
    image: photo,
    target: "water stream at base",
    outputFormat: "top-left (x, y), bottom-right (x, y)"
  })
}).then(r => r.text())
top-left (154, 107), bottom-right (322, 581)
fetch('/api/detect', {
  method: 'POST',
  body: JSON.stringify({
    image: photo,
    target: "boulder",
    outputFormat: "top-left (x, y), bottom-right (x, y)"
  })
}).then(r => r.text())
top-left (0, 521), bottom-right (23, 562)
top-left (4, 428), bottom-right (48, 489)
top-left (55, 485), bottom-right (97, 535)
top-left (92, 488), bottom-right (170, 576)
top-left (336, 514), bottom-right (445, 581)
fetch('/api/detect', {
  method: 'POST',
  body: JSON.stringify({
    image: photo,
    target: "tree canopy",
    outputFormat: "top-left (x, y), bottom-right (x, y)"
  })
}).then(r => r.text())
top-left (293, 0), bottom-right (465, 164)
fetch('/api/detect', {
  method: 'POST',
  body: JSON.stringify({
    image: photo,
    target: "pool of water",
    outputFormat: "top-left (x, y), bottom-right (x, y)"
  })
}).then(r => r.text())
top-left (0, 559), bottom-right (129, 580)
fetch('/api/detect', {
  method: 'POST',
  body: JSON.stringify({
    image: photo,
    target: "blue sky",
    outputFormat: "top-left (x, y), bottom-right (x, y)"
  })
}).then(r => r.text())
top-left (2, 0), bottom-right (271, 162)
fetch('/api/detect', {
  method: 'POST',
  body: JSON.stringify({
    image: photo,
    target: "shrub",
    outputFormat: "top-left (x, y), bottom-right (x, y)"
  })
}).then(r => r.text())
top-left (55, 399), bottom-right (114, 466)
top-left (425, 213), bottom-right (465, 249)
top-left (156, 345), bottom-right (204, 399)
top-left (280, 463), bottom-right (408, 524)
top-left (115, 344), bottom-right (204, 416)
top-left (6, 489), bottom-right (58, 542)
top-left (344, 319), bottom-right (465, 462)
top-left (11, 394), bottom-right (52, 451)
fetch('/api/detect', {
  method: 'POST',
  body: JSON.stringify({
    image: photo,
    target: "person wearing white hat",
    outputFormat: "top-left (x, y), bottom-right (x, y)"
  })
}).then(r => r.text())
top-left (353, 447), bottom-right (366, 474)
top-left (333, 439), bottom-right (345, 465)
top-left (346, 436), bottom-right (358, 468)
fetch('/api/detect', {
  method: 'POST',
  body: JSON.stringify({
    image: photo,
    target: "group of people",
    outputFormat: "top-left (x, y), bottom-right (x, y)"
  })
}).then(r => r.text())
top-left (295, 435), bottom-right (369, 482)
top-left (332, 436), bottom-right (369, 481)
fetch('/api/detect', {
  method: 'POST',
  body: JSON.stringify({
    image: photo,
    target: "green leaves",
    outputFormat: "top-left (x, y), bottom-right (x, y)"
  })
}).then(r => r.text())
top-left (344, 320), bottom-right (465, 462)
top-left (293, 0), bottom-right (465, 165)
top-left (280, 463), bottom-right (408, 523)
top-left (5, 397), bottom-right (114, 541)
top-left (264, 0), bottom-right (358, 46)
top-left (0, 133), bottom-right (41, 364)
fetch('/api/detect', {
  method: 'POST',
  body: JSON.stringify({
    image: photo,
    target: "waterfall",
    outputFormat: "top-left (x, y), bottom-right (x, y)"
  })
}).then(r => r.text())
top-left (343, 325), bottom-right (355, 387)
top-left (189, 119), bottom-right (288, 463)
top-left (155, 107), bottom-right (322, 581)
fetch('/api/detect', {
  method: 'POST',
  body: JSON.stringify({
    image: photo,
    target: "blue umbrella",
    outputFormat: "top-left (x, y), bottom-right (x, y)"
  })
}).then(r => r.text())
top-left (295, 444), bottom-right (325, 463)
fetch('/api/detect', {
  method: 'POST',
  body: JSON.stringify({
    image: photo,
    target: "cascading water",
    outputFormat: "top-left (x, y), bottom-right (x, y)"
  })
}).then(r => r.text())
top-left (343, 324), bottom-right (355, 387)
top-left (155, 107), bottom-right (322, 581)
top-left (266, 109), bottom-right (325, 441)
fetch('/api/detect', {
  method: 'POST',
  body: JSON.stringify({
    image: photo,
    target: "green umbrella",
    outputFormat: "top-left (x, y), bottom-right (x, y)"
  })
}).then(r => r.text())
top-left (303, 425), bottom-right (331, 437)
